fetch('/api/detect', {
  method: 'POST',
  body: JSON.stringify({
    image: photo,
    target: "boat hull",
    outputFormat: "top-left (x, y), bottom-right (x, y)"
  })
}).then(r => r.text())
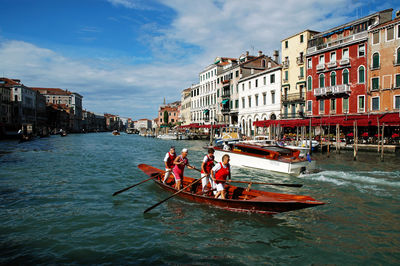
top-left (214, 149), bottom-right (315, 175)
top-left (138, 164), bottom-right (324, 214)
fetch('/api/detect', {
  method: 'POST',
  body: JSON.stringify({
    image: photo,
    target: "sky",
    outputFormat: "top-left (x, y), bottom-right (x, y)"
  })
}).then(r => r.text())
top-left (0, 0), bottom-right (398, 119)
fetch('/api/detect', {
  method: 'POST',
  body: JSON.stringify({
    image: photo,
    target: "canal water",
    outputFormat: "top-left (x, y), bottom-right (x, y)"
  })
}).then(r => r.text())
top-left (0, 133), bottom-right (399, 265)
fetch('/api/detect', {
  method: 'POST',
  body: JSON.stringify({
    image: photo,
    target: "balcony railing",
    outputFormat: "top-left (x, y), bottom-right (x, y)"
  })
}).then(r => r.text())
top-left (314, 84), bottom-right (351, 96)
top-left (307, 31), bottom-right (368, 54)
top-left (281, 113), bottom-right (303, 119)
top-left (296, 56), bottom-right (304, 65)
top-left (327, 61), bottom-right (337, 68)
top-left (298, 75), bottom-right (305, 80)
top-left (339, 58), bottom-right (350, 66)
top-left (282, 60), bottom-right (289, 69)
top-left (222, 90), bottom-right (231, 98)
top-left (221, 108), bottom-right (230, 114)
top-left (316, 63), bottom-right (325, 70)
top-left (282, 92), bottom-right (305, 102)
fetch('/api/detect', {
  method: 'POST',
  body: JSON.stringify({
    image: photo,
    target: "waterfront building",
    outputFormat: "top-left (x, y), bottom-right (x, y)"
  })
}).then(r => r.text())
top-left (190, 83), bottom-right (201, 124)
top-left (238, 65), bottom-right (282, 136)
top-left (305, 9), bottom-right (392, 118)
top-left (281, 30), bottom-right (319, 119)
top-left (157, 101), bottom-right (180, 126)
top-left (136, 119), bottom-right (152, 131)
top-left (0, 78), bottom-right (14, 129)
top-left (216, 51), bottom-right (278, 125)
top-left (104, 113), bottom-right (122, 131)
top-left (368, 13), bottom-right (400, 113)
top-left (46, 103), bottom-right (72, 131)
top-left (31, 87), bottom-right (83, 132)
top-left (179, 88), bottom-right (191, 125)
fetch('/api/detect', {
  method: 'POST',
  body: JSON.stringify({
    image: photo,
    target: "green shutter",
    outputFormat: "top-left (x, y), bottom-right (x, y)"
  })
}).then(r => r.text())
top-left (319, 74), bottom-right (325, 88)
top-left (307, 77), bottom-right (312, 91)
top-left (372, 78), bottom-right (379, 90)
top-left (359, 67), bottom-right (365, 83)
top-left (396, 75), bottom-right (400, 88)
top-left (373, 53), bottom-right (379, 68)
top-left (331, 72), bottom-right (336, 86)
top-left (343, 70), bottom-right (349, 85)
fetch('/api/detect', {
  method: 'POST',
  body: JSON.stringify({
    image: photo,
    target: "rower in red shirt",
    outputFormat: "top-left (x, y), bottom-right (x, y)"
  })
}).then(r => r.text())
top-left (211, 154), bottom-right (231, 199)
top-left (201, 148), bottom-right (215, 192)
top-left (163, 146), bottom-right (176, 183)
top-left (172, 148), bottom-right (195, 190)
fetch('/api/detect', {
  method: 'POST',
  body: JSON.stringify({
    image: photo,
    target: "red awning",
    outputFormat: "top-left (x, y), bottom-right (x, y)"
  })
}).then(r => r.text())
top-left (379, 113), bottom-right (400, 126)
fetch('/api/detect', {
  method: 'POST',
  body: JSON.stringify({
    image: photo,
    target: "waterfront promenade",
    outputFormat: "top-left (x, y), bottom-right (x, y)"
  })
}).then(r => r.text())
top-left (0, 133), bottom-right (399, 264)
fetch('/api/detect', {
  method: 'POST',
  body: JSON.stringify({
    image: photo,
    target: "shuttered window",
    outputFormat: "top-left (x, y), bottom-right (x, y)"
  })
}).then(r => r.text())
top-left (372, 77), bottom-right (379, 90)
top-left (343, 69), bottom-right (349, 85)
top-left (372, 53), bottom-right (380, 69)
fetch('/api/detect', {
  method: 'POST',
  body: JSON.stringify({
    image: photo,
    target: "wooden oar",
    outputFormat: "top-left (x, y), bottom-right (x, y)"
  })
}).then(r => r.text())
top-left (228, 180), bottom-right (303, 188)
top-left (112, 173), bottom-right (160, 196)
top-left (144, 168), bottom-right (204, 213)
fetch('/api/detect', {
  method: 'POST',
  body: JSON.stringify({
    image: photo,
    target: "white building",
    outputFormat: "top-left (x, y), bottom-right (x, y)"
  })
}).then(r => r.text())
top-left (238, 66), bottom-right (282, 136)
top-left (135, 119), bottom-right (152, 130)
top-left (179, 88), bottom-right (191, 125)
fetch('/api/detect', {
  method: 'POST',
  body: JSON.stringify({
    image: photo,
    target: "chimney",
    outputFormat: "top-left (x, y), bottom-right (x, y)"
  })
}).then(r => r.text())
top-left (258, 51), bottom-right (263, 56)
top-left (273, 50), bottom-right (279, 63)
top-left (246, 51), bottom-right (249, 56)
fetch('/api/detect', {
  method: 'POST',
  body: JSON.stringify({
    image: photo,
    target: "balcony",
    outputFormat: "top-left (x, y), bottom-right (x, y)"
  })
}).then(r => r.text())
top-left (221, 108), bottom-right (230, 114)
top-left (316, 63), bottom-right (325, 71)
top-left (222, 79), bottom-right (230, 84)
top-left (339, 58), bottom-right (350, 66)
top-left (282, 60), bottom-right (289, 69)
top-left (307, 31), bottom-right (368, 55)
top-left (222, 90), bottom-right (230, 98)
top-left (296, 56), bottom-right (304, 65)
top-left (281, 113), bottom-right (303, 119)
top-left (298, 75), bottom-right (305, 80)
top-left (282, 92), bottom-right (305, 103)
top-left (314, 84), bottom-right (351, 96)
top-left (327, 61), bottom-right (337, 68)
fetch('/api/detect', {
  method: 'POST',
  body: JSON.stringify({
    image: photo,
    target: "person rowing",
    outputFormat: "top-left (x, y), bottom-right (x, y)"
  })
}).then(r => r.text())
top-left (172, 148), bottom-right (195, 190)
top-left (163, 146), bottom-right (176, 184)
top-left (201, 148), bottom-right (215, 193)
top-left (211, 154), bottom-right (231, 199)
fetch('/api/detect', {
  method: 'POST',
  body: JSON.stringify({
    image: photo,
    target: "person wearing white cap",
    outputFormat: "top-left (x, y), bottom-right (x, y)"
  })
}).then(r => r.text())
top-left (163, 146), bottom-right (176, 184)
top-left (172, 148), bottom-right (194, 190)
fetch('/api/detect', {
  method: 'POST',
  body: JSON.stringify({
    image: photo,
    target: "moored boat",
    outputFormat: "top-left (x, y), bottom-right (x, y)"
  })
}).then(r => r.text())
top-left (214, 143), bottom-right (314, 175)
top-left (112, 130), bottom-right (120, 136)
top-left (138, 164), bottom-right (324, 215)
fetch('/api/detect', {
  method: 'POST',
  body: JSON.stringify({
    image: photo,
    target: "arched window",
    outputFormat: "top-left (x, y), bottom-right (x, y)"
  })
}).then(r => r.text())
top-left (262, 59), bottom-right (266, 68)
top-left (372, 53), bottom-right (380, 69)
top-left (397, 48), bottom-right (400, 65)
top-left (343, 69), bottom-right (349, 85)
top-left (270, 113), bottom-right (276, 120)
top-left (358, 66), bottom-right (365, 83)
top-left (330, 72), bottom-right (336, 86)
top-left (307, 76), bottom-right (312, 91)
top-left (319, 74), bottom-right (325, 88)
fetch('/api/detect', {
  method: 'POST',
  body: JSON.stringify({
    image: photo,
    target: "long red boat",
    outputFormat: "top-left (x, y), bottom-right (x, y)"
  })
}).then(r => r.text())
top-left (138, 164), bottom-right (325, 215)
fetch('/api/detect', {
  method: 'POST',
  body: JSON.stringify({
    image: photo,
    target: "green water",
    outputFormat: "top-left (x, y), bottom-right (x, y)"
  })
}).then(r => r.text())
top-left (0, 133), bottom-right (399, 264)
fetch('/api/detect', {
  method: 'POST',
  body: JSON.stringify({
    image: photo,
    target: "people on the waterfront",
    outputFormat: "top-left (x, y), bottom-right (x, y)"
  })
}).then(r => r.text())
top-left (201, 148), bottom-right (215, 192)
top-left (163, 146), bottom-right (176, 183)
top-left (172, 148), bottom-right (195, 190)
top-left (211, 154), bottom-right (231, 199)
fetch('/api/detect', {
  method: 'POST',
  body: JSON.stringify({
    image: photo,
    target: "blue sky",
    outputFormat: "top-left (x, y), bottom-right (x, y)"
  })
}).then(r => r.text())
top-left (0, 0), bottom-right (398, 119)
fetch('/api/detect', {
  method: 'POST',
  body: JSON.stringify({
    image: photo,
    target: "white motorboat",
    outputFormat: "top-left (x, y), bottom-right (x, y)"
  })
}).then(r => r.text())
top-left (157, 133), bottom-right (177, 140)
top-left (214, 143), bottom-right (315, 175)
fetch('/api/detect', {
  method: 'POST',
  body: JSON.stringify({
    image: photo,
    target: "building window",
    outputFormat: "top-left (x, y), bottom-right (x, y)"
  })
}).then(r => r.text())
top-left (307, 58), bottom-right (312, 69)
top-left (387, 27), bottom-right (394, 41)
top-left (285, 40), bottom-right (288, 48)
top-left (263, 76), bottom-right (266, 85)
top-left (248, 96), bottom-right (251, 108)
top-left (358, 44), bottom-right (365, 57)
top-left (255, 79), bottom-right (258, 87)
top-left (371, 97), bottom-right (380, 111)
top-left (373, 31), bottom-right (380, 44)
top-left (372, 53), bottom-right (380, 69)
top-left (319, 99), bottom-right (324, 114)
top-left (330, 72), bottom-right (336, 86)
top-left (398, 25), bottom-right (400, 39)
top-left (330, 52), bottom-right (336, 62)
top-left (242, 84), bottom-right (244, 91)
top-left (235, 100), bottom-right (239, 108)
top-left (343, 97), bottom-right (349, 113)
top-left (319, 74), bottom-right (325, 88)
top-left (263, 93), bottom-right (266, 105)
top-left (343, 69), bottom-right (349, 85)
top-left (236, 70), bottom-right (239, 77)
top-left (358, 66), bottom-right (365, 83)
top-left (331, 99), bottom-right (336, 113)
top-left (358, 95), bottom-right (365, 112)
top-left (270, 74), bottom-right (275, 84)
top-left (262, 60), bottom-right (266, 68)
top-left (307, 100), bottom-right (312, 112)
top-left (319, 55), bottom-right (325, 64)
top-left (396, 74), bottom-right (400, 88)
top-left (300, 34), bottom-right (304, 43)
top-left (271, 91), bottom-right (275, 104)
top-left (396, 48), bottom-right (400, 65)
top-left (299, 67), bottom-right (304, 78)
top-left (395, 95), bottom-right (400, 109)
top-left (307, 76), bottom-right (312, 91)
top-left (248, 81), bottom-right (251, 89)
top-left (255, 95), bottom-right (259, 106)
top-left (284, 71), bottom-right (288, 81)
top-left (342, 48), bottom-right (349, 59)
top-left (242, 97), bottom-right (245, 108)
top-left (283, 105), bottom-right (288, 118)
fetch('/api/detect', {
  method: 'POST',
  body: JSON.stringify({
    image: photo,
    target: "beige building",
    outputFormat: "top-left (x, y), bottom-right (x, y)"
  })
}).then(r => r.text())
top-left (281, 30), bottom-right (318, 119)
top-left (179, 88), bottom-right (191, 125)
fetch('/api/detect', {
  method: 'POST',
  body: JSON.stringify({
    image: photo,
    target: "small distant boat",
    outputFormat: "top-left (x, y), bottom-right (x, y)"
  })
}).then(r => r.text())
top-left (138, 164), bottom-right (325, 214)
top-left (60, 131), bottom-right (67, 137)
top-left (112, 130), bottom-right (120, 136)
top-left (214, 143), bottom-right (314, 175)
top-left (157, 133), bottom-right (177, 140)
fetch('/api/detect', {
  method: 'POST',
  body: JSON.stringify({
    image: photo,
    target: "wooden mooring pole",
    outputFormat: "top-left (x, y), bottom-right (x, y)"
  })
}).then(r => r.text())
top-left (327, 124), bottom-right (330, 157)
top-left (353, 121), bottom-right (357, 161)
top-left (381, 123), bottom-right (385, 162)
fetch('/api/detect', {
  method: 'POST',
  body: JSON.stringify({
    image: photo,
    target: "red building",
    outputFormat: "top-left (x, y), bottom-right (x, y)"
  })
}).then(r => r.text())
top-left (305, 9), bottom-right (392, 118)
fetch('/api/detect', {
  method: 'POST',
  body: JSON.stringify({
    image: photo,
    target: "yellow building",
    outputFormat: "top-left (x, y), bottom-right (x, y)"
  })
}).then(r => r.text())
top-left (281, 30), bottom-right (318, 119)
